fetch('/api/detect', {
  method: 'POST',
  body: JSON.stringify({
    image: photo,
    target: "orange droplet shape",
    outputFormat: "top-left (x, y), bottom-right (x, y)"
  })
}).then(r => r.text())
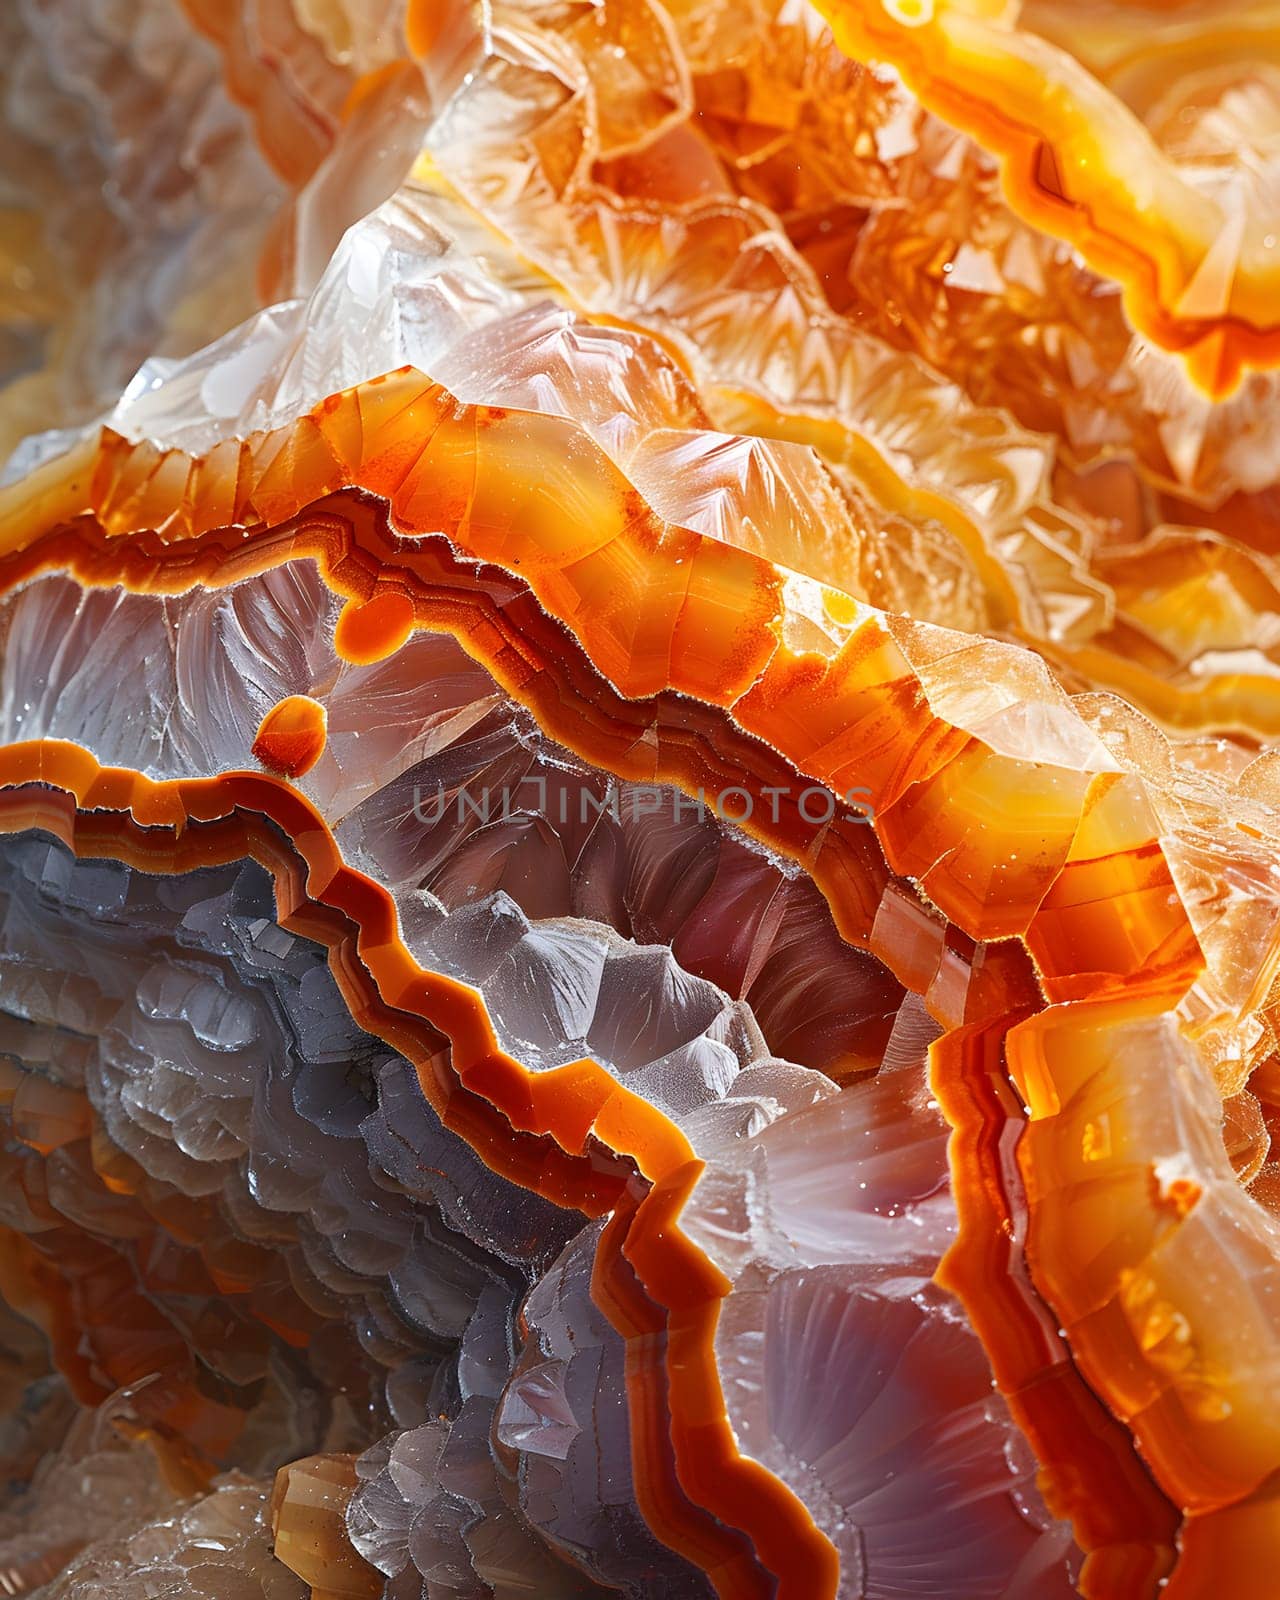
top-left (252, 695), bottom-right (328, 778)
top-left (335, 590), bottom-right (415, 664)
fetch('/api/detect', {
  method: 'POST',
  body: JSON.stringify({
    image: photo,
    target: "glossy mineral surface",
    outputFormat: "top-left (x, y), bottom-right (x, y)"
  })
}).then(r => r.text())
top-left (1, 2), bottom-right (1278, 1598)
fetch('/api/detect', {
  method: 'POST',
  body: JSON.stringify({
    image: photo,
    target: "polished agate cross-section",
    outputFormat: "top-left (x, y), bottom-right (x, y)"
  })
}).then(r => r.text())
top-left (0, 3), bottom-right (1277, 1599)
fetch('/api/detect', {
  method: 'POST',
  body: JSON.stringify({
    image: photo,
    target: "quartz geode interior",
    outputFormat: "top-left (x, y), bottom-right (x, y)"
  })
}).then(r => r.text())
top-left (2, 2), bottom-right (1280, 1599)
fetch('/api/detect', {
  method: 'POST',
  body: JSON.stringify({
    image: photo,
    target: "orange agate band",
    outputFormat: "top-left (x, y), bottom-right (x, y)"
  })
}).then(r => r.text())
top-left (5, 365), bottom-right (1275, 1592)
top-left (809, 0), bottom-right (1280, 395)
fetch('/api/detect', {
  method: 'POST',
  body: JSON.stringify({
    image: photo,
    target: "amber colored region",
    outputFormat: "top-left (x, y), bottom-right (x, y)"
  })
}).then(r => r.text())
top-left (809, 0), bottom-right (1280, 394)
top-left (252, 694), bottom-right (329, 778)
top-left (334, 592), bottom-right (416, 664)
top-left (270, 1456), bottom-right (382, 1600)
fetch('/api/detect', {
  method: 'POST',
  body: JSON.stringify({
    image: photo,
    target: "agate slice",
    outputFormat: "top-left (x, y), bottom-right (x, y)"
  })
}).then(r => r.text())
top-left (811, 0), bottom-right (1280, 394)
top-left (0, 3), bottom-right (1277, 1600)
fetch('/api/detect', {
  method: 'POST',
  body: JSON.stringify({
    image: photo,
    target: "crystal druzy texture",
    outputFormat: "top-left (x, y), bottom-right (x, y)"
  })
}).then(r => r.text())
top-left (1, 1), bottom-right (1280, 1597)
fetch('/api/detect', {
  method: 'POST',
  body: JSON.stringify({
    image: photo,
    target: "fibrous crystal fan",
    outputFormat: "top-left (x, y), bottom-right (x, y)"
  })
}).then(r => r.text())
top-left (1, 1), bottom-right (1279, 1597)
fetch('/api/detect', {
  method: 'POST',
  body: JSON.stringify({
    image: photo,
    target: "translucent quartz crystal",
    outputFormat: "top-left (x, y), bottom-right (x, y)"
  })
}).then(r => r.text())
top-left (810, 0), bottom-right (1280, 394)
top-left (1, 2), bottom-right (1279, 1600)
top-left (43, 1473), bottom-right (303, 1600)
